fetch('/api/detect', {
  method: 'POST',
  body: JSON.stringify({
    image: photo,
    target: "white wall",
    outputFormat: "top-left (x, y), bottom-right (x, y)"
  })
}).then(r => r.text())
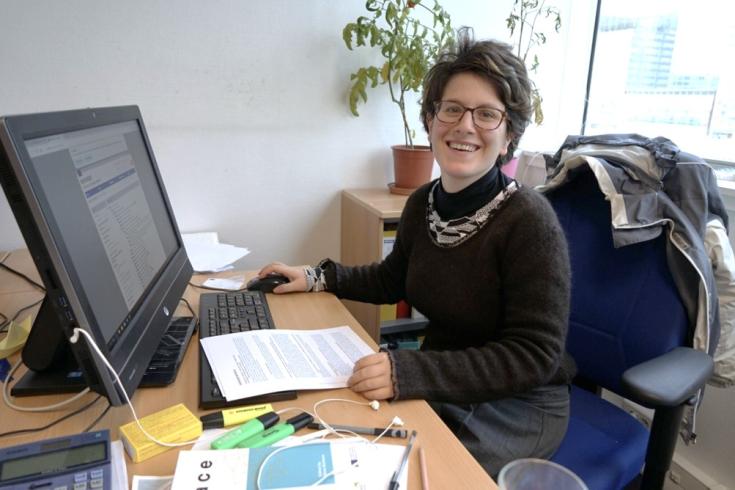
top-left (0, 0), bottom-right (591, 267)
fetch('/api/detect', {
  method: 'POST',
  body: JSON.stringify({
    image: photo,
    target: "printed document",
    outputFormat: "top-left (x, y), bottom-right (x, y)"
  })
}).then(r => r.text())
top-left (200, 326), bottom-right (374, 401)
top-left (181, 232), bottom-right (249, 272)
top-left (171, 440), bottom-right (408, 490)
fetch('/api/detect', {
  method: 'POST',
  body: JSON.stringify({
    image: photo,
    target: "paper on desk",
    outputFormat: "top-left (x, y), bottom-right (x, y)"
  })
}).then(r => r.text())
top-left (202, 276), bottom-right (245, 291)
top-left (200, 326), bottom-right (374, 401)
top-left (110, 440), bottom-right (129, 490)
top-left (171, 441), bottom-right (407, 490)
top-left (0, 316), bottom-right (31, 358)
top-left (181, 232), bottom-right (250, 273)
top-left (132, 475), bottom-right (173, 490)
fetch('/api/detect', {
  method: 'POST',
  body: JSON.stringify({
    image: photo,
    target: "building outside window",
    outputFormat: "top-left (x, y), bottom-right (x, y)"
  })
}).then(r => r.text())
top-left (584, 0), bottom-right (734, 164)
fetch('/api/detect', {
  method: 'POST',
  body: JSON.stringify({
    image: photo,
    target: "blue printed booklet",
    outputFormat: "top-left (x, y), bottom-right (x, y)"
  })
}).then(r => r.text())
top-left (171, 440), bottom-right (408, 489)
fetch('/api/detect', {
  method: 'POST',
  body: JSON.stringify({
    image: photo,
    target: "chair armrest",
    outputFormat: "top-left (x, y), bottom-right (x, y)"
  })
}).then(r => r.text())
top-left (621, 347), bottom-right (713, 408)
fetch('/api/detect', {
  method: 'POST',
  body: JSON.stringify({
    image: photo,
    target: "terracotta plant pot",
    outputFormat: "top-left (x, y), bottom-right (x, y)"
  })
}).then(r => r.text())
top-left (390, 145), bottom-right (434, 194)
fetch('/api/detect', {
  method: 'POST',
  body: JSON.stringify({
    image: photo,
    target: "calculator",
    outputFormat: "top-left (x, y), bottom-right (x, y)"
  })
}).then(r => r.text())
top-left (0, 430), bottom-right (111, 490)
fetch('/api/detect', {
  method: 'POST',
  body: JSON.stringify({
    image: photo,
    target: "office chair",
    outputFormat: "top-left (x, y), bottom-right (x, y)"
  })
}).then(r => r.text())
top-left (544, 168), bottom-right (714, 490)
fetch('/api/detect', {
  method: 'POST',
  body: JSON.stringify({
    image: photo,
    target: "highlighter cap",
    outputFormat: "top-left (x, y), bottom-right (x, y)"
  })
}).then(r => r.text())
top-left (257, 411), bottom-right (280, 429)
top-left (201, 413), bottom-right (225, 430)
top-left (286, 412), bottom-right (314, 431)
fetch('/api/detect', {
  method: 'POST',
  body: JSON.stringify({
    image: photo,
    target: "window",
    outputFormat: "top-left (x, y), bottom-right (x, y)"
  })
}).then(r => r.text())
top-left (583, 0), bottom-right (735, 163)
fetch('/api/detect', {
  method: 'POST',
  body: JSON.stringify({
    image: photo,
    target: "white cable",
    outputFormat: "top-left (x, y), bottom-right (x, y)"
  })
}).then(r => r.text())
top-left (275, 406), bottom-right (314, 418)
top-left (256, 398), bottom-right (406, 489)
top-left (312, 398), bottom-right (403, 444)
top-left (312, 398), bottom-right (376, 440)
top-left (370, 419), bottom-right (398, 444)
top-left (70, 328), bottom-right (198, 448)
top-left (255, 439), bottom-right (369, 490)
top-left (3, 358), bottom-right (92, 412)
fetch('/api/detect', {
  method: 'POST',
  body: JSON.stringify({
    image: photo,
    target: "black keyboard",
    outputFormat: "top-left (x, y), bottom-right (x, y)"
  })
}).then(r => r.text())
top-left (140, 316), bottom-right (198, 387)
top-left (198, 290), bottom-right (297, 409)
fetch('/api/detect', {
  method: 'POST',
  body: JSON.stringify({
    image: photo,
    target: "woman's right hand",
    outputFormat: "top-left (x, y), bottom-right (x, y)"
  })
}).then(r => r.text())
top-left (256, 262), bottom-right (308, 294)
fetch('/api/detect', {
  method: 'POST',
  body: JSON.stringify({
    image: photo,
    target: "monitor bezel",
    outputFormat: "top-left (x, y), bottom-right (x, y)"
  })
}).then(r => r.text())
top-left (0, 106), bottom-right (192, 405)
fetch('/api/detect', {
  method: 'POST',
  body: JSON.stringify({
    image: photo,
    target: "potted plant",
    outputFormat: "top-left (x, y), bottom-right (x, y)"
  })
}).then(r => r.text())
top-left (506, 0), bottom-right (562, 125)
top-left (343, 0), bottom-right (454, 193)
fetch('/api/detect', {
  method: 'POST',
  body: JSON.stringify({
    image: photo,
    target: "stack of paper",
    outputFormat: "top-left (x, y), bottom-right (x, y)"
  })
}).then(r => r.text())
top-left (181, 232), bottom-right (250, 273)
top-left (199, 326), bottom-right (374, 401)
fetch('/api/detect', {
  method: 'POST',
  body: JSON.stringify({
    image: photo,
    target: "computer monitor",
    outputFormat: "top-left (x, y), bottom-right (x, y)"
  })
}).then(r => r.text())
top-left (0, 106), bottom-right (192, 406)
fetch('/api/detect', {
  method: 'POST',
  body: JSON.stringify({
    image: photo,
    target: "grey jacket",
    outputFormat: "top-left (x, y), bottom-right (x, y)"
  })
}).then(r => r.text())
top-left (538, 134), bottom-right (735, 389)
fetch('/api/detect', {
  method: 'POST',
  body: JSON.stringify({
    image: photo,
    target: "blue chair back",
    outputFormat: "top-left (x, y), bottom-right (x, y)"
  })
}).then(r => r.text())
top-left (546, 168), bottom-right (689, 393)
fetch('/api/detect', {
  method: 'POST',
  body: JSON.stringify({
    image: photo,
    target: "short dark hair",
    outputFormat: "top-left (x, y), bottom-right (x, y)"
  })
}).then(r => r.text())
top-left (421, 27), bottom-right (533, 166)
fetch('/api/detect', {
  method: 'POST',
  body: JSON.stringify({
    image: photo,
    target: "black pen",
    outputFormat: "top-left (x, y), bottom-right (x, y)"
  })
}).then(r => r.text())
top-left (389, 430), bottom-right (416, 490)
top-left (307, 422), bottom-right (408, 438)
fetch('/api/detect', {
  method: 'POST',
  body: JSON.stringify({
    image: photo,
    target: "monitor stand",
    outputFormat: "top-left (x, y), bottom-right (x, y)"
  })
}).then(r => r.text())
top-left (10, 368), bottom-right (87, 396)
top-left (10, 296), bottom-right (87, 397)
top-left (10, 297), bottom-right (194, 397)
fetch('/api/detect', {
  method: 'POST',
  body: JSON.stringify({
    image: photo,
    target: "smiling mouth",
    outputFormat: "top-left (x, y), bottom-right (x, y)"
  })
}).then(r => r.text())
top-left (448, 142), bottom-right (479, 152)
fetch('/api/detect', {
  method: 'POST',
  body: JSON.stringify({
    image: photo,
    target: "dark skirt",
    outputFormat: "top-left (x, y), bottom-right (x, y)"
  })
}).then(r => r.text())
top-left (429, 383), bottom-right (570, 478)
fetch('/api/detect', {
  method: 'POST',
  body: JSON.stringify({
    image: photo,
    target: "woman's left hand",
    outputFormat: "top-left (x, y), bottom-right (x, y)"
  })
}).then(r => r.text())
top-left (347, 352), bottom-right (394, 401)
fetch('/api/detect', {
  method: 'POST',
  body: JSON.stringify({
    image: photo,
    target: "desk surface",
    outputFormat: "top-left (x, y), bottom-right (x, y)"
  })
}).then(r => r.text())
top-left (0, 249), bottom-right (494, 489)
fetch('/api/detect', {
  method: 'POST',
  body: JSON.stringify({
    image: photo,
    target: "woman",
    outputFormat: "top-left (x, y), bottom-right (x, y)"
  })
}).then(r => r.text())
top-left (258, 28), bottom-right (575, 476)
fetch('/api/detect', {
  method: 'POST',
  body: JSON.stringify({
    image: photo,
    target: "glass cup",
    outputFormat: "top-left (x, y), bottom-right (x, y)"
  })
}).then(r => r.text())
top-left (498, 458), bottom-right (588, 490)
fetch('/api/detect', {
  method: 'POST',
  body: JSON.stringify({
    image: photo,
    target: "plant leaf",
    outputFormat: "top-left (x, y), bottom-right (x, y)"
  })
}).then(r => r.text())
top-left (342, 24), bottom-right (355, 50)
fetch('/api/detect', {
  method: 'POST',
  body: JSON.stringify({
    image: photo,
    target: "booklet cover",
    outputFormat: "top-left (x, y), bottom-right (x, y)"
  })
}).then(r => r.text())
top-left (171, 440), bottom-right (407, 490)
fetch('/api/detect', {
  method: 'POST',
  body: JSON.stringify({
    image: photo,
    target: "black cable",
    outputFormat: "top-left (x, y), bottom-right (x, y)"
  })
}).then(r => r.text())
top-left (179, 297), bottom-right (197, 321)
top-left (83, 401), bottom-right (112, 432)
top-left (0, 298), bottom-right (43, 334)
top-left (0, 251), bottom-right (46, 333)
top-left (0, 395), bottom-right (102, 439)
top-left (0, 261), bottom-right (46, 292)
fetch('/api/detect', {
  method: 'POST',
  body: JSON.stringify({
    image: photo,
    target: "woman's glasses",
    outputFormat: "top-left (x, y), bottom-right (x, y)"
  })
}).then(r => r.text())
top-left (433, 101), bottom-right (506, 130)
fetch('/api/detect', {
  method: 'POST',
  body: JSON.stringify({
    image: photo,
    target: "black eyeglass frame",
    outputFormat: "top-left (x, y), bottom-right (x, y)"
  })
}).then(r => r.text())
top-left (432, 101), bottom-right (508, 131)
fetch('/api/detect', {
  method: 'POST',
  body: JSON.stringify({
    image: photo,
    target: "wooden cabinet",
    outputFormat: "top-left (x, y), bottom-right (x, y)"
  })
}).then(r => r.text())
top-left (340, 189), bottom-right (427, 342)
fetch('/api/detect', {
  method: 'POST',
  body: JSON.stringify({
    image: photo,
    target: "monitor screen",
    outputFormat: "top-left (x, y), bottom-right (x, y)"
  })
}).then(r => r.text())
top-left (0, 106), bottom-right (192, 406)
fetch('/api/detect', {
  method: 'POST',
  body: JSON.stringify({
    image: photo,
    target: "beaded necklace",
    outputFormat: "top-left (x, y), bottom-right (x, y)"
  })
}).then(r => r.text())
top-left (427, 180), bottom-right (520, 248)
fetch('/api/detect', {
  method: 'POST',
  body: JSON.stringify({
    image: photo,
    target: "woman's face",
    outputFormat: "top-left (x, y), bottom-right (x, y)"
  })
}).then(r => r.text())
top-left (427, 72), bottom-right (511, 193)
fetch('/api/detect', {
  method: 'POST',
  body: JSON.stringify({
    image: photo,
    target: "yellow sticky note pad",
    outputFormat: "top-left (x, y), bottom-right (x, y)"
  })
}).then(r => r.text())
top-left (119, 403), bottom-right (202, 463)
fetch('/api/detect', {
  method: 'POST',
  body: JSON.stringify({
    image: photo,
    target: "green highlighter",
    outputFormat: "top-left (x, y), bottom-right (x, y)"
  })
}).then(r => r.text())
top-left (236, 412), bottom-right (314, 448)
top-left (210, 411), bottom-right (280, 450)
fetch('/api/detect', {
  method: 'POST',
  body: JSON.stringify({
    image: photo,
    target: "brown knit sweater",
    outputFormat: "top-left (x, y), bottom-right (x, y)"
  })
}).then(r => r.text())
top-left (329, 180), bottom-right (575, 403)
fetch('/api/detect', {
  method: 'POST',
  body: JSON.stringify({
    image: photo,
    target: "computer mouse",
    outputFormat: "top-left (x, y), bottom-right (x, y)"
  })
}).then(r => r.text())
top-left (246, 273), bottom-right (290, 293)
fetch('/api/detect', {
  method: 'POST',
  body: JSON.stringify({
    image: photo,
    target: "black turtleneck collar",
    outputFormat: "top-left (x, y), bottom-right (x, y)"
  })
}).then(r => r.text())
top-left (433, 166), bottom-right (512, 220)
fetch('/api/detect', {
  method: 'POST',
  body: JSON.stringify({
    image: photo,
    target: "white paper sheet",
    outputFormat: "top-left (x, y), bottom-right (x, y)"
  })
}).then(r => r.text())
top-left (132, 475), bottom-right (174, 490)
top-left (200, 326), bottom-right (374, 401)
top-left (181, 232), bottom-right (250, 272)
top-left (202, 276), bottom-right (245, 291)
top-left (110, 440), bottom-right (129, 490)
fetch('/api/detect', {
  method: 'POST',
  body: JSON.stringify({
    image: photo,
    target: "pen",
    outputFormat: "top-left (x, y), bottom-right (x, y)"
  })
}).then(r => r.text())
top-left (307, 422), bottom-right (408, 438)
top-left (388, 430), bottom-right (416, 490)
top-left (200, 403), bottom-right (273, 429)
top-left (210, 411), bottom-right (280, 450)
top-left (236, 412), bottom-right (314, 448)
top-left (419, 446), bottom-right (429, 490)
